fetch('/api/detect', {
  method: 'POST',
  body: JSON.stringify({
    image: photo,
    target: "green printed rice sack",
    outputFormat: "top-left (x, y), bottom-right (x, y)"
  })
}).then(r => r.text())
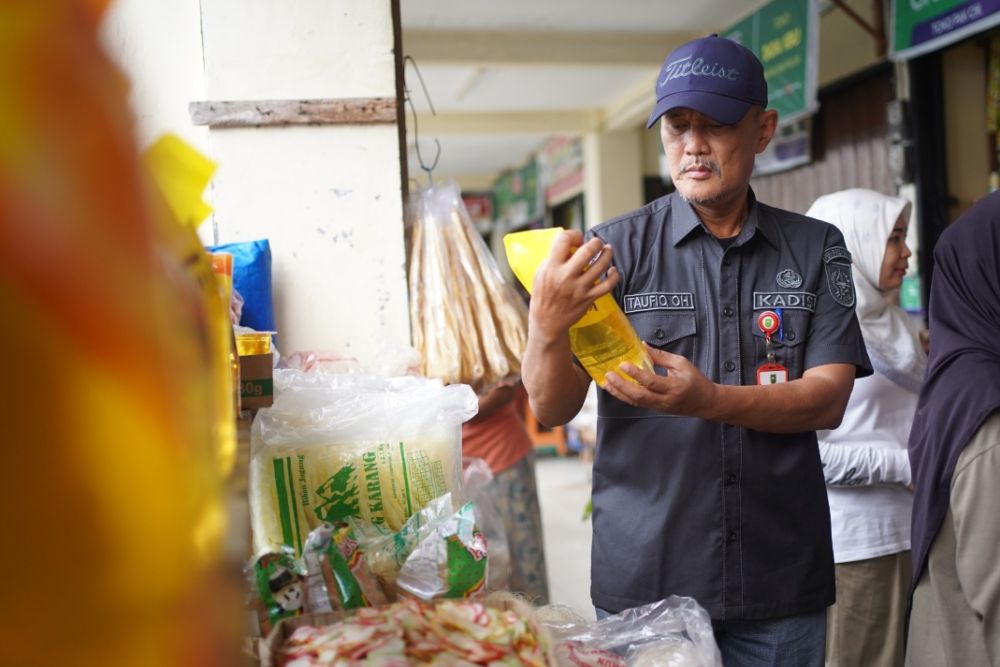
top-left (249, 370), bottom-right (477, 556)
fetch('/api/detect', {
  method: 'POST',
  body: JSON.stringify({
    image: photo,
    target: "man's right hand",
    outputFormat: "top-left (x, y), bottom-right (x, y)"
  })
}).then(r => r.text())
top-left (521, 229), bottom-right (610, 426)
top-left (527, 230), bottom-right (619, 341)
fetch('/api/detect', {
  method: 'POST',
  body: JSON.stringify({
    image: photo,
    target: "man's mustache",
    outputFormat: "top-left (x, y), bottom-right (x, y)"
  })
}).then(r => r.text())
top-left (680, 160), bottom-right (721, 175)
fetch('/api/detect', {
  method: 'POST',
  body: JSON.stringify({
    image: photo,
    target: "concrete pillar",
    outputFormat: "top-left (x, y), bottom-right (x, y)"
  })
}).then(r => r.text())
top-left (582, 128), bottom-right (644, 230)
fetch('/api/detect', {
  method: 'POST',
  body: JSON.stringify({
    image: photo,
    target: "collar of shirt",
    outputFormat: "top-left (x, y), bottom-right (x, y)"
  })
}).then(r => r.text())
top-left (670, 187), bottom-right (779, 250)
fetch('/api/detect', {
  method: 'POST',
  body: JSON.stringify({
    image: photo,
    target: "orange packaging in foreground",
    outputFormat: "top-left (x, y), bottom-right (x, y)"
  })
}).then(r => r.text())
top-left (0, 2), bottom-right (240, 665)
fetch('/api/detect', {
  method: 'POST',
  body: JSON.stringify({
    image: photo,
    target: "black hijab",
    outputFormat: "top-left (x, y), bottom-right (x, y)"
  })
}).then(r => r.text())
top-left (909, 191), bottom-right (1000, 590)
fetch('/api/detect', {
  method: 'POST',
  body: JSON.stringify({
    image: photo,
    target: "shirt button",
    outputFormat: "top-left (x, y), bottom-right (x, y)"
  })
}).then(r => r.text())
top-left (655, 328), bottom-right (665, 340)
top-left (727, 474), bottom-right (737, 485)
top-left (723, 258), bottom-right (731, 267)
top-left (724, 360), bottom-right (736, 372)
top-left (787, 331), bottom-right (796, 341)
top-left (723, 306), bottom-right (734, 317)
top-left (728, 531), bottom-right (738, 543)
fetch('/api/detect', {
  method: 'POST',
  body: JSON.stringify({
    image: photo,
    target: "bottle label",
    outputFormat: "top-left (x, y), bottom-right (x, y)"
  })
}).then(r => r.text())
top-left (575, 294), bottom-right (619, 327)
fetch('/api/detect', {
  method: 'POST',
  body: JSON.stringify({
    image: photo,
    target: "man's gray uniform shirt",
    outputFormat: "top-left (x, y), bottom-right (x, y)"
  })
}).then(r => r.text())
top-left (585, 191), bottom-right (871, 620)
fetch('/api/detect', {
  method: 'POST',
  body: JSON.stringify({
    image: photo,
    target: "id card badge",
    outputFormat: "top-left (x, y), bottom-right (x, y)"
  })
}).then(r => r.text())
top-left (755, 310), bottom-right (788, 384)
top-left (757, 362), bottom-right (789, 385)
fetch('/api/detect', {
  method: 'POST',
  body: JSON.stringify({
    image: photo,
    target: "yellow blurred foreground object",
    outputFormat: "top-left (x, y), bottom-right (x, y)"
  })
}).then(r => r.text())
top-left (0, 2), bottom-right (240, 665)
top-left (143, 133), bottom-right (218, 228)
top-left (504, 228), bottom-right (653, 386)
top-left (143, 137), bottom-right (239, 480)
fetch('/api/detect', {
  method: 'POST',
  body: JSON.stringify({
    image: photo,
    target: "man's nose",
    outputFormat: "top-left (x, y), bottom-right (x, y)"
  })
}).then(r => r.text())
top-left (684, 127), bottom-right (710, 154)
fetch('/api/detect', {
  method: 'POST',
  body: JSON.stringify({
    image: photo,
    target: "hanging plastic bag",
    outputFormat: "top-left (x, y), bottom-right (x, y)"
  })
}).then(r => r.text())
top-left (408, 180), bottom-right (529, 392)
top-left (249, 370), bottom-right (478, 556)
top-left (504, 228), bottom-right (652, 386)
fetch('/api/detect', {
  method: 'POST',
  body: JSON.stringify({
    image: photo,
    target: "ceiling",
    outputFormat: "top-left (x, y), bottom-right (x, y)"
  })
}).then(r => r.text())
top-left (399, 0), bottom-right (773, 189)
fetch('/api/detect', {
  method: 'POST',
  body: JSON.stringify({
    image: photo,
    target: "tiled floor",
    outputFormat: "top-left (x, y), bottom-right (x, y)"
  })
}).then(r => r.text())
top-left (535, 454), bottom-right (596, 620)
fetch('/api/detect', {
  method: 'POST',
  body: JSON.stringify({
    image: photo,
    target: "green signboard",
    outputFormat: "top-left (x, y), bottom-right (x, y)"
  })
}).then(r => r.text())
top-left (493, 160), bottom-right (541, 227)
top-left (892, 0), bottom-right (1000, 60)
top-left (723, 0), bottom-right (818, 123)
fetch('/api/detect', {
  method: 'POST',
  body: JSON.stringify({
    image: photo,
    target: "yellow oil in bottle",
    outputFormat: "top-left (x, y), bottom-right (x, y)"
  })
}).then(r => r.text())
top-left (504, 228), bottom-right (653, 386)
top-left (235, 331), bottom-right (273, 356)
top-left (571, 294), bottom-right (653, 384)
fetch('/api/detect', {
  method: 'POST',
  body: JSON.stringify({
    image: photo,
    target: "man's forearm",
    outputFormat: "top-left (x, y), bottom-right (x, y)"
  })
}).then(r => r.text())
top-left (522, 329), bottom-right (590, 427)
top-left (702, 365), bottom-right (854, 433)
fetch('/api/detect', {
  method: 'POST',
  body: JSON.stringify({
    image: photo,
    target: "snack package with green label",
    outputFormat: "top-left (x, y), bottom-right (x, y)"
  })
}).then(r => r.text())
top-left (345, 493), bottom-right (452, 597)
top-left (249, 370), bottom-right (478, 556)
top-left (346, 493), bottom-right (487, 601)
top-left (397, 500), bottom-right (488, 600)
top-left (248, 550), bottom-right (309, 637)
top-left (302, 522), bottom-right (387, 610)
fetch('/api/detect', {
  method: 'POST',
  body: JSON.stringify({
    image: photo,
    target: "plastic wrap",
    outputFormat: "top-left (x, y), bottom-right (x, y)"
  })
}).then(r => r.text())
top-left (459, 457), bottom-right (511, 591)
top-left (249, 370), bottom-right (478, 556)
top-left (408, 181), bottom-right (529, 392)
top-left (282, 342), bottom-right (421, 378)
top-left (395, 500), bottom-right (487, 600)
top-left (540, 597), bottom-right (722, 667)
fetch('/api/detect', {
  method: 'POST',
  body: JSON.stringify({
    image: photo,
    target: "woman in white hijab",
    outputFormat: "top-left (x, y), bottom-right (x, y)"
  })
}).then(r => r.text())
top-left (805, 188), bottom-right (926, 667)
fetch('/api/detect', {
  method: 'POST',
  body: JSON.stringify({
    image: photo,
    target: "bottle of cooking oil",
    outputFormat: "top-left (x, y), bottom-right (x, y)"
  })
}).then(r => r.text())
top-left (503, 228), bottom-right (652, 386)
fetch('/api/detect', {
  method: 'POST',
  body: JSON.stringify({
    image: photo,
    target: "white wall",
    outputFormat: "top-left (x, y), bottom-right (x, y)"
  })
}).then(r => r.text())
top-left (101, 0), bottom-right (410, 363)
top-left (100, 0), bottom-right (208, 152)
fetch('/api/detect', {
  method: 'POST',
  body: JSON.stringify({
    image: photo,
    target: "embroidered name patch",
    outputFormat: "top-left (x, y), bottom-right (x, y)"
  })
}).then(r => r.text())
top-left (624, 292), bottom-right (695, 314)
top-left (753, 291), bottom-right (816, 312)
top-left (823, 246), bottom-right (855, 308)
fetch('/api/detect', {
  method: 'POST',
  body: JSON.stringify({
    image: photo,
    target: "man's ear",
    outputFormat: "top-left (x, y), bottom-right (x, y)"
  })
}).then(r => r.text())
top-left (756, 109), bottom-right (779, 154)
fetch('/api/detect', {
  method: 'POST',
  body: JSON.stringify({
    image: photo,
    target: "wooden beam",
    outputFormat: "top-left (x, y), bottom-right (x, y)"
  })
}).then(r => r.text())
top-left (404, 29), bottom-right (697, 66)
top-left (830, 0), bottom-right (886, 57)
top-left (189, 98), bottom-right (397, 128)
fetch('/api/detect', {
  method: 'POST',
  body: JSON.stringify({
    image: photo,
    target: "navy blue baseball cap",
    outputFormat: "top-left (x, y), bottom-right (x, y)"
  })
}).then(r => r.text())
top-left (646, 34), bottom-right (768, 128)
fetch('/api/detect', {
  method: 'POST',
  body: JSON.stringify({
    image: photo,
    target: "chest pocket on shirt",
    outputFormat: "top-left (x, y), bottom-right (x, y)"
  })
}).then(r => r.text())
top-left (629, 312), bottom-right (697, 369)
top-left (751, 310), bottom-right (809, 379)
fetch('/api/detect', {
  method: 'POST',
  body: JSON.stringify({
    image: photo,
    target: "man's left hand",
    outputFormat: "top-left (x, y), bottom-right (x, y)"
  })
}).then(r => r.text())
top-left (602, 345), bottom-right (718, 418)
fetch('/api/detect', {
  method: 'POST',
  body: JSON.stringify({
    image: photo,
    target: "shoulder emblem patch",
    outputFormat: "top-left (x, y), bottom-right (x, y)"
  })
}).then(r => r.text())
top-left (823, 246), bottom-right (855, 308)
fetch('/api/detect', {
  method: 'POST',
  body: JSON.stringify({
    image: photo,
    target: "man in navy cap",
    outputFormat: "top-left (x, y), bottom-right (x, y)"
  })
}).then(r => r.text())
top-left (522, 35), bottom-right (872, 665)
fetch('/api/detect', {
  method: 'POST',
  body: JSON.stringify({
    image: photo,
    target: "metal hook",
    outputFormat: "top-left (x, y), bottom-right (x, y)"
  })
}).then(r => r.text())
top-left (403, 55), bottom-right (441, 187)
